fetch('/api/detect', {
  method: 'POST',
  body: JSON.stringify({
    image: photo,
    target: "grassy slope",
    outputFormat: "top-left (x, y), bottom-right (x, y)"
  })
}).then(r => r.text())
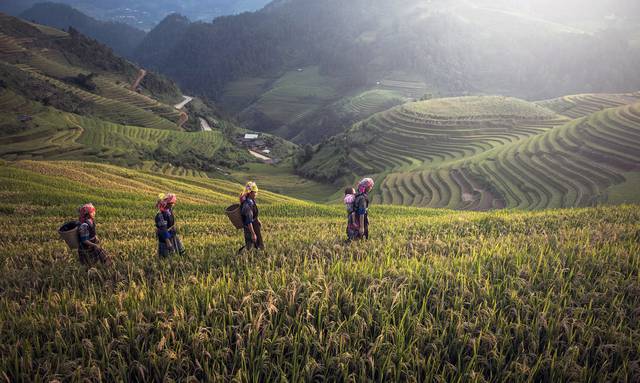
top-left (300, 95), bottom-right (566, 179)
top-left (0, 15), bottom-right (257, 175)
top-left (302, 94), bottom-right (640, 210)
top-left (0, 160), bottom-right (638, 381)
top-left (230, 161), bottom-right (340, 203)
top-left (0, 89), bottom-right (243, 171)
top-left (374, 100), bottom-right (640, 210)
top-left (237, 67), bottom-right (343, 135)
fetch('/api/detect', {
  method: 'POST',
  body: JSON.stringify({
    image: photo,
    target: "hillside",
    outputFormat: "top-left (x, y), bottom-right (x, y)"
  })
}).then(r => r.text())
top-left (1, 159), bottom-right (639, 381)
top-left (0, 14), bottom-right (257, 174)
top-left (376, 97), bottom-right (640, 209)
top-left (20, 2), bottom-right (146, 57)
top-left (134, 0), bottom-right (640, 143)
top-left (1, 0), bottom-right (271, 30)
top-left (299, 96), bottom-right (568, 179)
top-left (300, 93), bottom-right (640, 209)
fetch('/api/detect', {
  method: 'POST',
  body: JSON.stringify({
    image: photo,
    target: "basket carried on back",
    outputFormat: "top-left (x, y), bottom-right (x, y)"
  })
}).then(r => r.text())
top-left (59, 221), bottom-right (80, 249)
top-left (225, 204), bottom-right (244, 229)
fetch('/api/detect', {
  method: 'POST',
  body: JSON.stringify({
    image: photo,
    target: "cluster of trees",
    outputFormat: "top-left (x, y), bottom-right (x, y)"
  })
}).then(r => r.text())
top-left (64, 72), bottom-right (97, 91)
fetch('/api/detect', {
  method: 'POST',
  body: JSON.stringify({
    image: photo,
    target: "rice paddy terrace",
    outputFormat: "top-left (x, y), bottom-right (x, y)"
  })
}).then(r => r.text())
top-left (0, 15), bottom-right (251, 176)
top-left (536, 92), bottom-right (640, 119)
top-left (371, 97), bottom-right (640, 209)
top-left (0, 19), bottom-right (182, 131)
top-left (0, 88), bottom-right (228, 173)
top-left (347, 96), bottom-right (567, 175)
top-left (1, 160), bottom-right (639, 381)
top-left (343, 89), bottom-right (407, 118)
top-left (303, 93), bottom-right (640, 210)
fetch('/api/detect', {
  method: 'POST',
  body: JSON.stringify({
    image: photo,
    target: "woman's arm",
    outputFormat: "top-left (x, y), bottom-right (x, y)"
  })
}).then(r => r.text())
top-left (247, 222), bottom-right (257, 243)
top-left (82, 239), bottom-right (99, 249)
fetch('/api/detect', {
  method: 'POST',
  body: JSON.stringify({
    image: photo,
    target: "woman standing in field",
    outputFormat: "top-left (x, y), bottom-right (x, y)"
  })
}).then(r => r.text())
top-left (344, 187), bottom-right (358, 241)
top-left (155, 193), bottom-right (186, 257)
top-left (238, 181), bottom-right (264, 253)
top-left (77, 203), bottom-right (112, 266)
top-left (354, 178), bottom-right (374, 240)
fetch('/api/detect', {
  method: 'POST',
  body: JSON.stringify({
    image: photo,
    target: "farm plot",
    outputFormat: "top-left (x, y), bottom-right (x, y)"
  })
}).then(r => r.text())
top-left (0, 160), bottom-right (639, 382)
top-left (375, 101), bottom-right (640, 209)
top-left (7, 62), bottom-right (179, 130)
top-left (346, 96), bottom-right (566, 174)
top-left (344, 89), bottom-right (407, 117)
top-left (537, 93), bottom-right (640, 119)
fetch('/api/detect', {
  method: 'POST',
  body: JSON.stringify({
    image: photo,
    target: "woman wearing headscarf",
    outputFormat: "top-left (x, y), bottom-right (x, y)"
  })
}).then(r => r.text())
top-left (238, 181), bottom-right (263, 253)
top-left (77, 203), bottom-right (112, 266)
top-left (155, 193), bottom-right (186, 257)
top-left (354, 178), bottom-right (374, 240)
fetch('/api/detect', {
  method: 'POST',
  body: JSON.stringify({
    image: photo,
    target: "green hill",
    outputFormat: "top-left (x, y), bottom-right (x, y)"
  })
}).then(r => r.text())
top-left (20, 2), bottom-right (146, 58)
top-left (0, 14), bottom-right (255, 174)
top-left (299, 96), bottom-right (567, 180)
top-left (374, 100), bottom-right (640, 209)
top-left (300, 94), bottom-right (640, 210)
top-left (1, 159), bottom-right (639, 381)
top-left (135, 0), bottom-right (640, 143)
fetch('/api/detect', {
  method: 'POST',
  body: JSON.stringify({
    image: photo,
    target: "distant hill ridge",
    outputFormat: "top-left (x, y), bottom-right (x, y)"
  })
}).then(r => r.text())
top-left (19, 2), bottom-right (146, 57)
top-left (9, 1), bottom-right (640, 146)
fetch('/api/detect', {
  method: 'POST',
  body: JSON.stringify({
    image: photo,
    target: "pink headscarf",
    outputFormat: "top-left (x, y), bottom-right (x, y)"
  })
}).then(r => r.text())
top-left (358, 178), bottom-right (375, 193)
top-left (78, 203), bottom-right (96, 224)
top-left (156, 193), bottom-right (177, 212)
top-left (344, 194), bottom-right (355, 205)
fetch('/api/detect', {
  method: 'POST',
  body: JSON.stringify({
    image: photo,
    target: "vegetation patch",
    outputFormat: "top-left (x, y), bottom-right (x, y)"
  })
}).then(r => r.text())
top-left (0, 161), bottom-right (638, 381)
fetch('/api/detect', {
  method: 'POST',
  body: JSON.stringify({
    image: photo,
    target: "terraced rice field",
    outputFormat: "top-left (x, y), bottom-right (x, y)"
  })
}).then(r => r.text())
top-left (219, 77), bottom-right (272, 114)
top-left (378, 79), bottom-right (429, 98)
top-left (374, 101), bottom-right (640, 209)
top-left (344, 89), bottom-right (406, 117)
top-left (0, 32), bottom-right (28, 55)
top-left (0, 25), bottom-right (181, 131)
top-left (349, 96), bottom-right (566, 174)
top-left (241, 67), bottom-right (340, 127)
top-left (537, 93), bottom-right (640, 119)
top-left (5, 62), bottom-right (180, 131)
top-left (1, 160), bottom-right (639, 381)
top-left (0, 89), bottom-right (223, 169)
top-left (95, 78), bottom-right (183, 123)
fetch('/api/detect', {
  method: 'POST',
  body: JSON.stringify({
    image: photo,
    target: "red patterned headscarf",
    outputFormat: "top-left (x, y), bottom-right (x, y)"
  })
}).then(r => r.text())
top-left (78, 203), bottom-right (96, 224)
top-left (156, 193), bottom-right (177, 212)
top-left (358, 178), bottom-right (375, 194)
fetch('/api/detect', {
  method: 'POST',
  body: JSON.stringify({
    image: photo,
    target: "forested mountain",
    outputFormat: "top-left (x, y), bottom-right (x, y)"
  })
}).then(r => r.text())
top-left (135, 0), bottom-right (640, 142)
top-left (0, 0), bottom-right (270, 30)
top-left (134, 14), bottom-right (191, 72)
top-left (20, 2), bottom-right (146, 57)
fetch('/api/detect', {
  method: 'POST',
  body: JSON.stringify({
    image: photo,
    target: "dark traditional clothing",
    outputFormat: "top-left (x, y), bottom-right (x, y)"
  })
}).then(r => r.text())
top-left (354, 191), bottom-right (370, 240)
top-left (77, 220), bottom-right (111, 266)
top-left (155, 208), bottom-right (185, 257)
top-left (240, 197), bottom-right (263, 251)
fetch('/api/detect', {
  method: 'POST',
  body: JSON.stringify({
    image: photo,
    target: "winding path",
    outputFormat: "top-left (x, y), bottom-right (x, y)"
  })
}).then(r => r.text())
top-left (199, 117), bottom-right (212, 131)
top-left (130, 69), bottom-right (146, 91)
top-left (174, 95), bottom-right (193, 110)
top-left (249, 150), bottom-right (271, 161)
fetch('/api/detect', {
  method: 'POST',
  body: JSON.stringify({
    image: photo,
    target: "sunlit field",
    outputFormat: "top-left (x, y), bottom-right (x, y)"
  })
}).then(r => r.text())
top-left (1, 161), bottom-right (639, 381)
